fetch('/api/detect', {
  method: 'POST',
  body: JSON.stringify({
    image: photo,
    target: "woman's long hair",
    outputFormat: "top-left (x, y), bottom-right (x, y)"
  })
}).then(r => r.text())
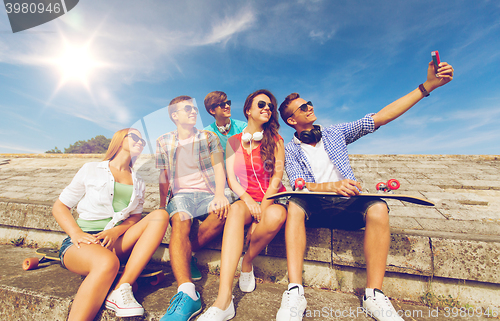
top-left (243, 89), bottom-right (280, 176)
top-left (103, 128), bottom-right (140, 167)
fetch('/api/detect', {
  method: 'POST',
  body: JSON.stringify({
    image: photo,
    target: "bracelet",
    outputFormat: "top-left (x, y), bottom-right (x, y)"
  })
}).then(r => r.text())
top-left (419, 84), bottom-right (430, 97)
top-left (158, 206), bottom-right (166, 210)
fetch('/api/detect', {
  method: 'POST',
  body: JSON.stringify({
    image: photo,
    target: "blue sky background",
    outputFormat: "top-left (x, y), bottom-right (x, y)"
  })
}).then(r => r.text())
top-left (1, 0), bottom-right (499, 155)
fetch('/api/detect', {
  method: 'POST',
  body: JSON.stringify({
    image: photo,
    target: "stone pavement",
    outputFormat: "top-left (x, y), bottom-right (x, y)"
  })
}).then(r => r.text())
top-left (0, 245), bottom-right (491, 320)
top-left (0, 154), bottom-right (499, 319)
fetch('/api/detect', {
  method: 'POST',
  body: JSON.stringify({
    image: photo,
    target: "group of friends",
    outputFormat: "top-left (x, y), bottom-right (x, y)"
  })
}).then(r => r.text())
top-left (52, 61), bottom-right (454, 321)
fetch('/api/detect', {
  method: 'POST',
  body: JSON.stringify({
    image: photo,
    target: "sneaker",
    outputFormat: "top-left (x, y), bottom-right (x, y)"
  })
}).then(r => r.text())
top-left (191, 256), bottom-right (202, 281)
top-left (160, 291), bottom-right (202, 321)
top-left (197, 298), bottom-right (235, 321)
top-left (362, 289), bottom-right (405, 321)
top-left (238, 266), bottom-right (256, 292)
top-left (276, 286), bottom-right (307, 321)
top-left (105, 283), bottom-right (144, 317)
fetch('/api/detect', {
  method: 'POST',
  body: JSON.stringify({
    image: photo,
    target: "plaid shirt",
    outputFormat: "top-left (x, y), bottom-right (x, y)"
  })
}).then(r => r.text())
top-left (155, 128), bottom-right (223, 201)
top-left (285, 113), bottom-right (377, 189)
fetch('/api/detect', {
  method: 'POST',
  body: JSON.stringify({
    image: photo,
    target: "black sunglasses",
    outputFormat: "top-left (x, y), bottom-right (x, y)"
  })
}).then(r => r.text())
top-left (290, 101), bottom-right (312, 118)
top-left (257, 100), bottom-right (275, 111)
top-left (126, 133), bottom-right (146, 146)
top-left (212, 100), bottom-right (231, 109)
top-left (177, 105), bottom-right (199, 114)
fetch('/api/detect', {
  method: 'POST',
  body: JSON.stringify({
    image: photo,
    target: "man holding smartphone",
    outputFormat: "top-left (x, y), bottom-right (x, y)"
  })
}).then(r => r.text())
top-left (277, 60), bottom-right (454, 321)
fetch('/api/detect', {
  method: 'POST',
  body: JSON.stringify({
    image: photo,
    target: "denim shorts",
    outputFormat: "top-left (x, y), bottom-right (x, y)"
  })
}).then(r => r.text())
top-left (167, 192), bottom-right (215, 221)
top-left (58, 231), bottom-right (100, 269)
top-left (289, 196), bottom-right (388, 230)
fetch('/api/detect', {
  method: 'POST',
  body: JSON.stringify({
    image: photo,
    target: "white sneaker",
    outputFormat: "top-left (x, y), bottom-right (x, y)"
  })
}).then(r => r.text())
top-left (362, 289), bottom-right (404, 321)
top-left (238, 267), bottom-right (256, 292)
top-left (197, 298), bottom-right (235, 321)
top-left (276, 286), bottom-right (307, 321)
top-left (105, 283), bottom-right (144, 317)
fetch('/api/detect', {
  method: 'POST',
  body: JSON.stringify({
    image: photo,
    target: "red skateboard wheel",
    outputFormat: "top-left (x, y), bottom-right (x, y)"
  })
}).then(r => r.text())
top-left (23, 257), bottom-right (39, 270)
top-left (150, 272), bottom-right (165, 286)
top-left (295, 178), bottom-right (306, 190)
top-left (387, 179), bottom-right (400, 190)
top-left (376, 182), bottom-right (386, 191)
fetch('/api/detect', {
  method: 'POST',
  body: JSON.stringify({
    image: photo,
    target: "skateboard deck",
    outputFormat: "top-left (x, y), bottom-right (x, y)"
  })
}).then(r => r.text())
top-left (267, 191), bottom-right (434, 206)
top-left (23, 248), bottom-right (165, 286)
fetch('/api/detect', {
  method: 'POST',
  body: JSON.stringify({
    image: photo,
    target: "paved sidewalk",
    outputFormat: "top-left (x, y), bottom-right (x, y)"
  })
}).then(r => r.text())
top-left (0, 245), bottom-right (491, 320)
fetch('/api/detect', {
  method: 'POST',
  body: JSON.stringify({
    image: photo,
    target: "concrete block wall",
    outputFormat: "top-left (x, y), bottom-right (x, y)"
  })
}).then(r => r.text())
top-left (1, 154), bottom-right (499, 308)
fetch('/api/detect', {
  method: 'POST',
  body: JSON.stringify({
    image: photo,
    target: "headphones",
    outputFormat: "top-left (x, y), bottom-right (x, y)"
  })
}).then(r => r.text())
top-left (241, 129), bottom-right (266, 196)
top-left (241, 131), bottom-right (264, 143)
top-left (217, 122), bottom-right (231, 134)
top-left (295, 125), bottom-right (322, 144)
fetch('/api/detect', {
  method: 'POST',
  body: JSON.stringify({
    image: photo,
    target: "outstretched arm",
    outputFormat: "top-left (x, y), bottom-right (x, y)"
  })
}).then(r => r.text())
top-left (371, 61), bottom-right (454, 128)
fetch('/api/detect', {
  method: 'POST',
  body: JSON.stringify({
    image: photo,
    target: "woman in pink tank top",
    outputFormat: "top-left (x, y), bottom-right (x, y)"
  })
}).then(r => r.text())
top-left (198, 89), bottom-right (288, 320)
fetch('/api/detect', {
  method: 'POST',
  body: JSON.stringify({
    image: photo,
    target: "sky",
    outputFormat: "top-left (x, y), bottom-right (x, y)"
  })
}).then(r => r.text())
top-left (1, 0), bottom-right (499, 155)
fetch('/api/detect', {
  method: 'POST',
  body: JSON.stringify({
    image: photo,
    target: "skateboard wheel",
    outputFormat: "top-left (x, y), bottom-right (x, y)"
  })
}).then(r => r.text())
top-left (376, 182), bottom-right (386, 191)
top-left (387, 179), bottom-right (400, 190)
top-left (295, 178), bottom-right (306, 190)
top-left (23, 257), bottom-right (39, 270)
top-left (150, 272), bottom-right (165, 286)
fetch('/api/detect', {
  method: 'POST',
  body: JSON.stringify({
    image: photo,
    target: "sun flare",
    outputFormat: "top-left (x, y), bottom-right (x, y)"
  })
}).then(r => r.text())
top-left (56, 44), bottom-right (97, 85)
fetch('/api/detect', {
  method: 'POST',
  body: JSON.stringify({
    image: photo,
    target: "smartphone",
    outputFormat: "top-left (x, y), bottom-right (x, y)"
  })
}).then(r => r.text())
top-left (431, 51), bottom-right (440, 73)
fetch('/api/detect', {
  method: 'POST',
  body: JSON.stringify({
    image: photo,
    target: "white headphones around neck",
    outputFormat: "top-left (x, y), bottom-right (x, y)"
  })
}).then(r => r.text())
top-left (217, 122), bottom-right (231, 134)
top-left (241, 131), bottom-right (264, 143)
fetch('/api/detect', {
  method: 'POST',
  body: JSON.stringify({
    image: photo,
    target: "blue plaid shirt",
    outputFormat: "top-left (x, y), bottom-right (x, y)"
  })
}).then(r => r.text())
top-left (285, 113), bottom-right (377, 189)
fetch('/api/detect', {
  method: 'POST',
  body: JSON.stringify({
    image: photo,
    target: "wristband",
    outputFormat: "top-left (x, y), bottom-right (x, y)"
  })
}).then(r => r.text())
top-left (419, 84), bottom-right (430, 97)
top-left (158, 206), bottom-right (166, 210)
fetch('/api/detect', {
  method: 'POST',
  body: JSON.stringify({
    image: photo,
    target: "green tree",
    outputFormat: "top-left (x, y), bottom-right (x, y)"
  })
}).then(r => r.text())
top-left (45, 147), bottom-right (63, 154)
top-left (65, 135), bottom-right (111, 154)
top-left (45, 135), bottom-right (111, 154)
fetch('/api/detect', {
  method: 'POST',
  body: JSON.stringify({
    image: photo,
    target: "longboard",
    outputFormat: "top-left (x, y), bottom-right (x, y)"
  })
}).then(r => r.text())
top-left (23, 247), bottom-right (165, 288)
top-left (267, 191), bottom-right (434, 206)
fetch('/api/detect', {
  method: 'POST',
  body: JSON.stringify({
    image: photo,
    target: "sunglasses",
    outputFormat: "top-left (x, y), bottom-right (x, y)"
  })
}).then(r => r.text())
top-left (212, 100), bottom-right (231, 109)
top-left (176, 105), bottom-right (199, 114)
top-left (126, 133), bottom-right (146, 146)
top-left (257, 100), bottom-right (275, 111)
top-left (290, 101), bottom-right (313, 118)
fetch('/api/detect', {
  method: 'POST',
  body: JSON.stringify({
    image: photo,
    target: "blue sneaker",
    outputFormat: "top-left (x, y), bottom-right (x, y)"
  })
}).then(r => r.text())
top-left (160, 291), bottom-right (202, 321)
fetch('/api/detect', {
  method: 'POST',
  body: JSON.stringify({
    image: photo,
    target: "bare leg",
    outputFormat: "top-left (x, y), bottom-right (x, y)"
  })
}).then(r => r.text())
top-left (170, 212), bottom-right (194, 285)
top-left (64, 244), bottom-right (120, 321)
top-left (112, 209), bottom-right (170, 288)
top-left (364, 203), bottom-right (390, 289)
top-left (191, 212), bottom-right (226, 252)
top-left (241, 204), bottom-right (287, 272)
top-left (285, 202), bottom-right (307, 285)
top-left (212, 201), bottom-right (252, 310)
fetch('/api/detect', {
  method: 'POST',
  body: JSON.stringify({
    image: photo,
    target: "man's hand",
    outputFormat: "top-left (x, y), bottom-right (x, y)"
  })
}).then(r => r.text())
top-left (209, 195), bottom-right (230, 219)
top-left (333, 179), bottom-right (362, 196)
top-left (426, 61), bottom-right (454, 91)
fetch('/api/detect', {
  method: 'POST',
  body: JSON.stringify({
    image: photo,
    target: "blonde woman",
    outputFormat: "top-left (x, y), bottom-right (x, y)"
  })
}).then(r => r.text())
top-left (52, 128), bottom-right (169, 321)
top-left (198, 89), bottom-right (287, 321)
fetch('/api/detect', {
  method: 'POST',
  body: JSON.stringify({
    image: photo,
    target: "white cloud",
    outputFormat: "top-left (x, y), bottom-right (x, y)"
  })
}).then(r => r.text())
top-left (196, 9), bottom-right (255, 46)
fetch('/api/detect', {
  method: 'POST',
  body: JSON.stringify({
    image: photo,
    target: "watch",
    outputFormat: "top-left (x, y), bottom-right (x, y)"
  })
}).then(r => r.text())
top-left (419, 84), bottom-right (430, 97)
